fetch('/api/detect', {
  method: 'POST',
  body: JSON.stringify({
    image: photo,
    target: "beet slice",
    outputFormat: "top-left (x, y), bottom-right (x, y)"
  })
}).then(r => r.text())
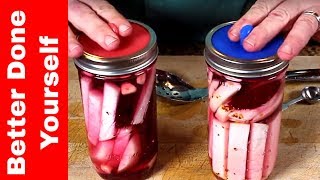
top-left (262, 112), bottom-right (281, 179)
top-left (208, 79), bottom-right (220, 99)
top-left (228, 87), bottom-right (283, 123)
top-left (118, 132), bottom-right (142, 172)
top-left (80, 74), bottom-right (92, 129)
top-left (92, 140), bottom-right (114, 162)
top-left (246, 123), bottom-right (269, 180)
top-left (209, 81), bottom-right (241, 113)
top-left (100, 164), bottom-right (113, 174)
top-left (87, 89), bottom-right (103, 145)
top-left (136, 73), bottom-right (146, 85)
top-left (145, 153), bottom-right (157, 169)
top-left (208, 109), bottom-right (213, 158)
top-left (227, 123), bottom-right (250, 180)
top-left (129, 153), bottom-right (157, 172)
top-left (99, 82), bottom-right (120, 141)
top-left (121, 82), bottom-right (137, 95)
top-left (215, 104), bottom-right (234, 122)
top-left (224, 75), bottom-right (242, 82)
top-left (132, 66), bottom-right (156, 125)
top-left (211, 118), bottom-right (230, 179)
top-left (105, 127), bottom-right (132, 170)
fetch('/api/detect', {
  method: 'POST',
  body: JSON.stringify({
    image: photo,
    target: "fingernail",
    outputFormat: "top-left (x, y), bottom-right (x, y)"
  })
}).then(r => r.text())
top-left (119, 25), bottom-right (131, 33)
top-left (230, 28), bottom-right (239, 38)
top-left (105, 36), bottom-right (118, 46)
top-left (244, 37), bottom-right (256, 48)
top-left (280, 45), bottom-right (292, 55)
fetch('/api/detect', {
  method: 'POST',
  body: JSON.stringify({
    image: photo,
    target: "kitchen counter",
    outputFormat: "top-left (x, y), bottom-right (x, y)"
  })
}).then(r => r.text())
top-left (68, 56), bottom-right (320, 180)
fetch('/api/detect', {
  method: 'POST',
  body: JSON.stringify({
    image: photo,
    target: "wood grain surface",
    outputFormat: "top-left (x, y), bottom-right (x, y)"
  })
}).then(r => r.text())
top-left (68, 56), bottom-right (320, 180)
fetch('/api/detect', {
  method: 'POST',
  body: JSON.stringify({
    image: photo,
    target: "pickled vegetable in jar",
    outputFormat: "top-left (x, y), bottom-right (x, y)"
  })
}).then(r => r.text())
top-left (74, 20), bottom-right (158, 179)
top-left (204, 22), bottom-right (289, 180)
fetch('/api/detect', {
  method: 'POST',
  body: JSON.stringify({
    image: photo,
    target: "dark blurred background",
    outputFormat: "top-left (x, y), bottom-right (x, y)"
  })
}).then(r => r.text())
top-left (109, 0), bottom-right (320, 56)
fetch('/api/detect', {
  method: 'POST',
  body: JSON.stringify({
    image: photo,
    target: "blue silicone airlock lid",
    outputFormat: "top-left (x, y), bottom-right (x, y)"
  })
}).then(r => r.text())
top-left (211, 24), bottom-right (284, 60)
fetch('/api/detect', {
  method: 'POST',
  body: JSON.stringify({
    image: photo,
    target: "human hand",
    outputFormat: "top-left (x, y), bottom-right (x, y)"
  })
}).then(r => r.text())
top-left (68, 0), bottom-right (132, 58)
top-left (228, 0), bottom-right (320, 60)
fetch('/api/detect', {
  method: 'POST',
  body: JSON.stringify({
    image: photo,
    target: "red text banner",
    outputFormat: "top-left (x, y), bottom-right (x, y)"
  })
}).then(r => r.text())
top-left (0, 1), bottom-right (68, 179)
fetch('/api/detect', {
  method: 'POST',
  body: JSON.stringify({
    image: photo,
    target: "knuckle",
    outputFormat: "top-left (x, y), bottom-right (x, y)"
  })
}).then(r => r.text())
top-left (79, 10), bottom-right (97, 20)
top-left (299, 16), bottom-right (318, 31)
top-left (99, 10), bottom-right (116, 19)
top-left (288, 33), bottom-right (306, 46)
top-left (109, 15), bottom-right (124, 22)
top-left (100, 11), bottom-right (124, 23)
top-left (68, 0), bottom-right (81, 11)
top-left (250, 1), bottom-right (269, 14)
top-left (95, 24), bottom-right (108, 32)
top-left (236, 18), bottom-right (248, 25)
top-left (95, 4), bottom-right (115, 15)
top-left (88, 23), bottom-right (104, 34)
top-left (95, 24), bottom-right (115, 38)
top-left (269, 8), bottom-right (291, 22)
top-left (82, 22), bottom-right (105, 38)
top-left (255, 26), bottom-right (268, 37)
top-left (241, 11), bottom-right (260, 24)
top-left (69, 2), bottom-right (96, 20)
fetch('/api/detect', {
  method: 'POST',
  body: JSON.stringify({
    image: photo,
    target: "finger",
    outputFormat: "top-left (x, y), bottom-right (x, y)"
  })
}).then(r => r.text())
top-left (80, 0), bottom-right (132, 37)
top-left (108, 23), bottom-right (119, 34)
top-left (68, 0), bottom-right (120, 51)
top-left (228, 0), bottom-right (284, 41)
top-left (243, 0), bottom-right (306, 52)
top-left (278, 7), bottom-right (320, 60)
top-left (68, 26), bottom-right (83, 58)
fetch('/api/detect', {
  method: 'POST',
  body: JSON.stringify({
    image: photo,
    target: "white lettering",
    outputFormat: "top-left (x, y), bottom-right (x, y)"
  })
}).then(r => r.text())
top-left (7, 157), bottom-right (25, 175)
top-left (40, 131), bottom-right (58, 150)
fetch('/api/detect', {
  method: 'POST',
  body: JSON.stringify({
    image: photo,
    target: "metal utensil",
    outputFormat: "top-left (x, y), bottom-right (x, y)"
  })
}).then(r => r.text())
top-left (282, 86), bottom-right (320, 111)
top-left (285, 69), bottom-right (320, 82)
top-left (156, 69), bottom-right (320, 102)
top-left (156, 69), bottom-right (207, 102)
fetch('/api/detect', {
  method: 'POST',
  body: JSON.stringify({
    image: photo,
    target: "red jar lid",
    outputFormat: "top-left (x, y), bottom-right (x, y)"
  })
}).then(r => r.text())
top-left (74, 20), bottom-right (158, 76)
top-left (78, 22), bottom-right (151, 59)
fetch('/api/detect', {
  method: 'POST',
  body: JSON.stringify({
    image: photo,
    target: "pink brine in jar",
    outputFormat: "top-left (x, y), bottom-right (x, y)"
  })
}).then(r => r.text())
top-left (74, 21), bottom-right (158, 179)
top-left (204, 22), bottom-right (289, 180)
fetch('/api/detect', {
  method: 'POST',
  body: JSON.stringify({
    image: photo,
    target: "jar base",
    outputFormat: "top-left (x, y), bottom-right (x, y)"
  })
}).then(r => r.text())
top-left (97, 167), bottom-right (153, 180)
top-left (212, 170), bottom-right (271, 180)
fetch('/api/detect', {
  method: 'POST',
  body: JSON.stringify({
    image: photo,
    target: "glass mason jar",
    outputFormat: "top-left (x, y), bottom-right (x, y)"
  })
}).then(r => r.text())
top-left (204, 22), bottom-right (289, 180)
top-left (74, 21), bottom-right (158, 179)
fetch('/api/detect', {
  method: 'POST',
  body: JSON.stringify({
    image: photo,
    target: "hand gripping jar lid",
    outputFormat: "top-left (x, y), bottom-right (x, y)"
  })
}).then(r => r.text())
top-left (74, 20), bottom-right (158, 76)
top-left (204, 21), bottom-right (289, 78)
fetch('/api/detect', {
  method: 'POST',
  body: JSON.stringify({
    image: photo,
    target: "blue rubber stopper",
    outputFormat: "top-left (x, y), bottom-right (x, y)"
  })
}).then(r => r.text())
top-left (240, 25), bottom-right (254, 46)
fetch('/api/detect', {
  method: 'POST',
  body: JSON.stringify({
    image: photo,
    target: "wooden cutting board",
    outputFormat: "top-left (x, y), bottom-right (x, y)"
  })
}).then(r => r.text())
top-left (68, 56), bottom-right (320, 180)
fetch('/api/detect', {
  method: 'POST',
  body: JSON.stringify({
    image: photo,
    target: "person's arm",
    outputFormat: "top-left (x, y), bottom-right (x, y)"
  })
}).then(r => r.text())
top-left (68, 0), bottom-right (132, 58)
top-left (228, 0), bottom-right (320, 60)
